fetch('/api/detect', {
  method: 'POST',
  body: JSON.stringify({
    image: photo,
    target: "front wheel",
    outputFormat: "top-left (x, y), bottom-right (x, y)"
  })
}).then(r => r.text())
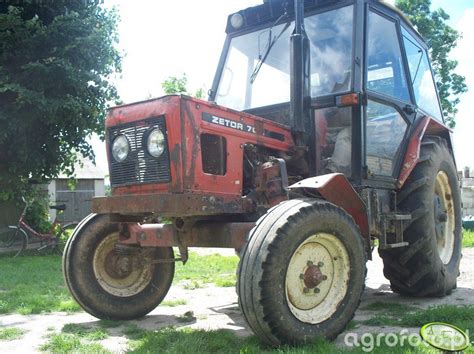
top-left (0, 226), bottom-right (28, 257)
top-left (238, 199), bottom-right (366, 346)
top-left (63, 214), bottom-right (175, 320)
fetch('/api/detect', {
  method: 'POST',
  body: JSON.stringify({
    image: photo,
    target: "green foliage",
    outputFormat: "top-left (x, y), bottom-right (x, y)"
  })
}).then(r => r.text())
top-left (162, 74), bottom-right (189, 95)
top-left (161, 74), bottom-right (206, 99)
top-left (396, 0), bottom-right (467, 127)
top-left (24, 192), bottom-right (52, 234)
top-left (0, 1), bottom-right (121, 200)
top-left (463, 230), bottom-right (474, 247)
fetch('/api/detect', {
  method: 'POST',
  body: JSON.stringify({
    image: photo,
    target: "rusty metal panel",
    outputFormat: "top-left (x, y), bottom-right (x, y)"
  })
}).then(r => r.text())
top-left (397, 116), bottom-right (453, 189)
top-left (289, 173), bottom-right (370, 238)
top-left (117, 221), bottom-right (254, 251)
top-left (92, 193), bottom-right (254, 217)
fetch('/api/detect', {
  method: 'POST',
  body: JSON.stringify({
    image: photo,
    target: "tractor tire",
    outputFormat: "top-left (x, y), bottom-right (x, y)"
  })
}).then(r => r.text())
top-left (237, 199), bottom-right (366, 346)
top-left (63, 214), bottom-right (174, 320)
top-left (379, 137), bottom-right (462, 297)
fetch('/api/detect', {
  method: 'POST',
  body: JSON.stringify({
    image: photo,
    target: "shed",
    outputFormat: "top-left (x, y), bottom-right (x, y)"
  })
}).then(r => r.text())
top-left (48, 159), bottom-right (106, 223)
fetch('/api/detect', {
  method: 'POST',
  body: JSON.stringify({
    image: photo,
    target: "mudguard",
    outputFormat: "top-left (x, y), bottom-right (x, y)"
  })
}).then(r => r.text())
top-left (398, 116), bottom-right (454, 189)
top-left (288, 173), bottom-right (369, 240)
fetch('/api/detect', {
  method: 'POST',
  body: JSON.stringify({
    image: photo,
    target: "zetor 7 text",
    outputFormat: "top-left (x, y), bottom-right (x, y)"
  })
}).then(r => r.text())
top-left (63, 0), bottom-right (462, 347)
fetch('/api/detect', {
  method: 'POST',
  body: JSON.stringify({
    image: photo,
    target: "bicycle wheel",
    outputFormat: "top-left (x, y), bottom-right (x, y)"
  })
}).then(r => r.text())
top-left (0, 226), bottom-right (28, 257)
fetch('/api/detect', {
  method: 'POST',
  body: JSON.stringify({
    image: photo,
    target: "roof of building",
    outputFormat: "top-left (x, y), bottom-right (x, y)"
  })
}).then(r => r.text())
top-left (57, 158), bottom-right (106, 180)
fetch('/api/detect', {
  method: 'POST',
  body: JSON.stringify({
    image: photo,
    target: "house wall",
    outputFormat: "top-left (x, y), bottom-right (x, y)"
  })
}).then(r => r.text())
top-left (462, 177), bottom-right (474, 217)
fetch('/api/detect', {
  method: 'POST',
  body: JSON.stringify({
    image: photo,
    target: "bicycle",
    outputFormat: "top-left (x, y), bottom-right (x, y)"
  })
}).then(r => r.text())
top-left (0, 198), bottom-right (78, 257)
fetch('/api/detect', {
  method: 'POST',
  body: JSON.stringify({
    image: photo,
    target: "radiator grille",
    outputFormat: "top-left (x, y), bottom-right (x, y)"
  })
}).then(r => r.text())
top-left (109, 117), bottom-right (171, 187)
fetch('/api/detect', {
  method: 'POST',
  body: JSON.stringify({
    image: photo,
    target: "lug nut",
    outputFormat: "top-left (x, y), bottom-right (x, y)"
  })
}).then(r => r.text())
top-left (322, 275), bottom-right (328, 281)
top-left (318, 261), bottom-right (324, 267)
top-left (299, 273), bottom-right (304, 280)
top-left (314, 288), bottom-right (320, 294)
top-left (303, 287), bottom-right (310, 294)
top-left (307, 261), bottom-right (313, 267)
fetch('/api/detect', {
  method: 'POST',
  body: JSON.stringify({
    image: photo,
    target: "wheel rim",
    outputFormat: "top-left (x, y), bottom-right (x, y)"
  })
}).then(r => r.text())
top-left (285, 233), bottom-right (350, 324)
top-left (434, 171), bottom-right (455, 265)
top-left (93, 234), bottom-right (154, 297)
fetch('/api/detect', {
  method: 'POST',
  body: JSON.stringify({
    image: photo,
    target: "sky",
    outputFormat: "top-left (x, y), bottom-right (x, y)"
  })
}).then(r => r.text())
top-left (92, 0), bottom-right (474, 175)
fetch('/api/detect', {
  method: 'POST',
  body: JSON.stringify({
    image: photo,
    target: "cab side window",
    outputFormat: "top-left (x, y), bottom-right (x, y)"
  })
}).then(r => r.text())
top-left (367, 11), bottom-right (410, 102)
top-left (366, 101), bottom-right (407, 176)
top-left (402, 29), bottom-right (443, 120)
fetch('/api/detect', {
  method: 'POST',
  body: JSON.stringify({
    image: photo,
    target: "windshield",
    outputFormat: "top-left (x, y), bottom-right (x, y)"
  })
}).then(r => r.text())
top-left (215, 5), bottom-right (354, 111)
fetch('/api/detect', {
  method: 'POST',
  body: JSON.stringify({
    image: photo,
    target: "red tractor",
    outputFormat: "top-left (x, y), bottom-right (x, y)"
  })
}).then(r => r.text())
top-left (63, 0), bottom-right (462, 346)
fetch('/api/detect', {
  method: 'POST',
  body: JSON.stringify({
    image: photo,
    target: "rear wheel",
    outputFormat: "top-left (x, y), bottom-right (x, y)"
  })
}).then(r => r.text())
top-left (238, 199), bottom-right (366, 346)
top-left (379, 137), bottom-right (462, 297)
top-left (63, 214), bottom-right (175, 320)
top-left (0, 226), bottom-right (28, 257)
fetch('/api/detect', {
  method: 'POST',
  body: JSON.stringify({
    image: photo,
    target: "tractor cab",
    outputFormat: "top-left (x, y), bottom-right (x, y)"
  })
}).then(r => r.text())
top-left (210, 0), bottom-right (445, 186)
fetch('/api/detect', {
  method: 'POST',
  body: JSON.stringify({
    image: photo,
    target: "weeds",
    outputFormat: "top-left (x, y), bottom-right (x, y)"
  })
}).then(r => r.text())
top-left (0, 327), bottom-right (26, 341)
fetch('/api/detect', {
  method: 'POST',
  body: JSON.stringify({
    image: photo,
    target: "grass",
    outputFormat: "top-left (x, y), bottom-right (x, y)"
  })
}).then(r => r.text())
top-left (0, 254), bottom-right (81, 315)
top-left (37, 322), bottom-right (466, 354)
top-left (98, 319), bottom-right (124, 328)
top-left (362, 302), bottom-right (419, 316)
top-left (0, 251), bottom-right (238, 315)
top-left (0, 327), bottom-right (26, 341)
top-left (162, 299), bottom-right (187, 307)
top-left (125, 327), bottom-right (437, 354)
top-left (174, 252), bottom-right (239, 287)
top-left (463, 229), bottom-right (474, 247)
top-left (62, 323), bottom-right (109, 341)
top-left (363, 304), bottom-right (474, 334)
top-left (40, 333), bottom-right (110, 353)
top-left (123, 324), bottom-right (146, 340)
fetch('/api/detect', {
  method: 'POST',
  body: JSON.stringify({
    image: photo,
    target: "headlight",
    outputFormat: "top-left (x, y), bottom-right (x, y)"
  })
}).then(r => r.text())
top-left (111, 135), bottom-right (130, 162)
top-left (147, 128), bottom-right (165, 158)
top-left (230, 13), bottom-right (244, 29)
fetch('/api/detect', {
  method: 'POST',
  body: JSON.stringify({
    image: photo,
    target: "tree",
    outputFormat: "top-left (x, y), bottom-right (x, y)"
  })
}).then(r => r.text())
top-left (396, 0), bottom-right (467, 127)
top-left (161, 73), bottom-right (205, 99)
top-left (0, 1), bottom-right (121, 200)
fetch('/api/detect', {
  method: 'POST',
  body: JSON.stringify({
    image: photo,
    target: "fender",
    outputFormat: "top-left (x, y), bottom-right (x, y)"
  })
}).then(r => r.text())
top-left (398, 116), bottom-right (454, 189)
top-left (288, 173), bottom-right (369, 240)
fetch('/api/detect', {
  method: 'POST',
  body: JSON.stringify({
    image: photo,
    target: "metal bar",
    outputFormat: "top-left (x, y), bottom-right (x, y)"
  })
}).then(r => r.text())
top-left (117, 221), bottom-right (254, 251)
top-left (92, 193), bottom-right (254, 217)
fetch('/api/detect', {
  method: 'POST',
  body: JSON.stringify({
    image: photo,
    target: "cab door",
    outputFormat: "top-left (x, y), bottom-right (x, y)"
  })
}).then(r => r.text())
top-left (363, 7), bottom-right (415, 183)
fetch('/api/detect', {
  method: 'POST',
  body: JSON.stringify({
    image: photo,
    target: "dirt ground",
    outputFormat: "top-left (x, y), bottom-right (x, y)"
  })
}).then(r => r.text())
top-left (1, 248), bottom-right (473, 353)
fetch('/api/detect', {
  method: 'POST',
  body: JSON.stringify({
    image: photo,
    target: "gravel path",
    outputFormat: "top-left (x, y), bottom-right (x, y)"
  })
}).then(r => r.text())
top-left (1, 248), bottom-right (473, 353)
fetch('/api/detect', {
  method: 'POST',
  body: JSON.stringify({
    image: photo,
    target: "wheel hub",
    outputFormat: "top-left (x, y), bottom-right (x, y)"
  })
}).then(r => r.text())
top-left (285, 233), bottom-right (350, 324)
top-left (93, 233), bottom-right (154, 297)
top-left (104, 252), bottom-right (133, 279)
top-left (302, 261), bottom-right (326, 290)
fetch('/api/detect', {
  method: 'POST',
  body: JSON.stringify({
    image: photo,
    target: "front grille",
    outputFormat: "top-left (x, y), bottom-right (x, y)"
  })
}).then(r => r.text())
top-left (109, 117), bottom-right (171, 187)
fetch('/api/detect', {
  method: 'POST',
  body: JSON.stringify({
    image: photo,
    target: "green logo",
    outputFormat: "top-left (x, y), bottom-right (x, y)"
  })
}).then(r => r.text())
top-left (420, 322), bottom-right (470, 352)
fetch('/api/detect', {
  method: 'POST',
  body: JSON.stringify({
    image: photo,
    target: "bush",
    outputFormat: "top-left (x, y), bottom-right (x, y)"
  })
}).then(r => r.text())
top-left (24, 191), bottom-right (52, 234)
